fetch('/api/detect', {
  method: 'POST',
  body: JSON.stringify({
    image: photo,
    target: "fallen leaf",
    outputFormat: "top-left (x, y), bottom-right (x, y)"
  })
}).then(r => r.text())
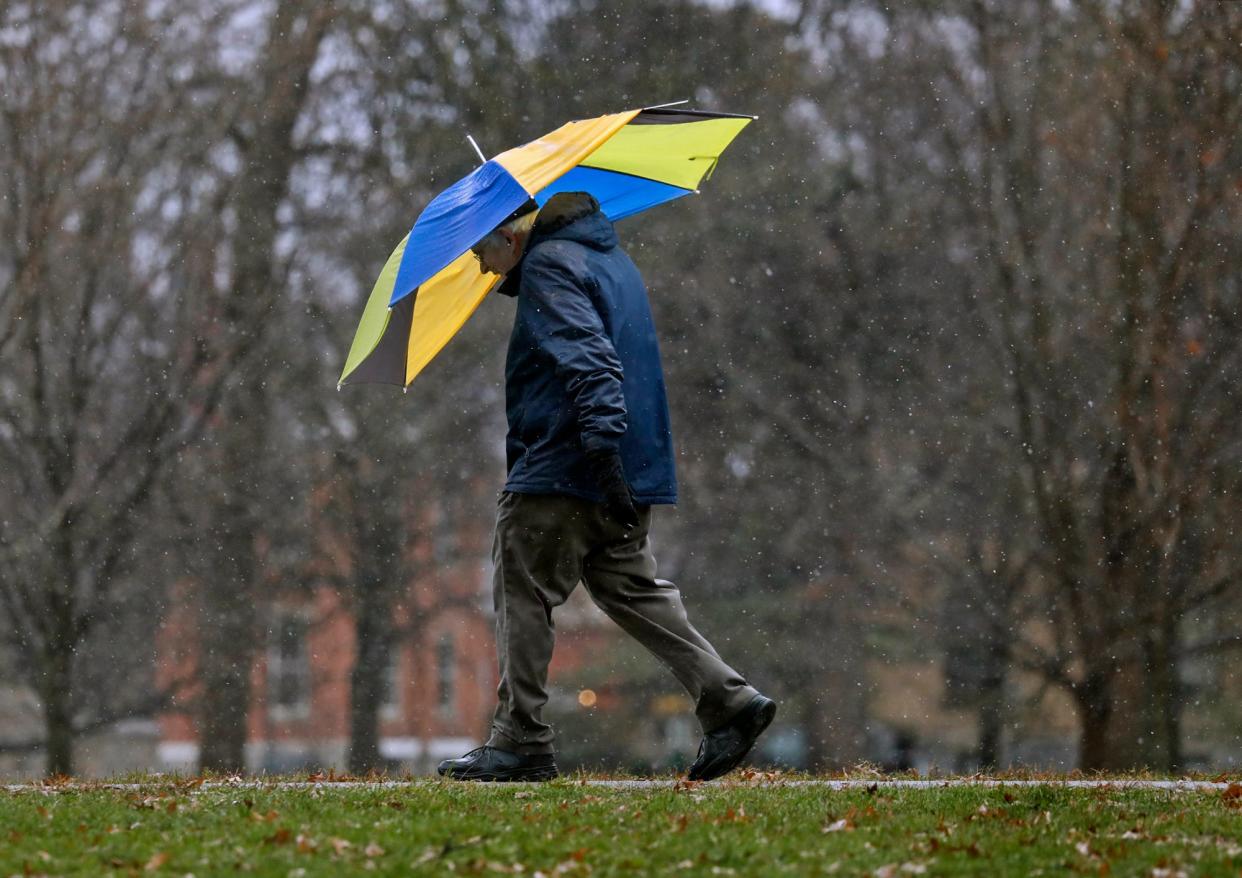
top-left (330, 838), bottom-right (352, 855)
top-left (823, 818), bottom-right (854, 833)
top-left (144, 851), bottom-right (169, 871)
top-left (717, 805), bottom-right (748, 824)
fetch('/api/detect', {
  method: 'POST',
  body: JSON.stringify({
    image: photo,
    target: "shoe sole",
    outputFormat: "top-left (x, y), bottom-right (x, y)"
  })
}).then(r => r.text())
top-left (689, 696), bottom-right (777, 782)
top-left (438, 766), bottom-right (559, 783)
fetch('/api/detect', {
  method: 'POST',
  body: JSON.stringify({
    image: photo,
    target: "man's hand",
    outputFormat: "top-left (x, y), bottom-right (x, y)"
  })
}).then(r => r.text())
top-left (586, 448), bottom-right (640, 531)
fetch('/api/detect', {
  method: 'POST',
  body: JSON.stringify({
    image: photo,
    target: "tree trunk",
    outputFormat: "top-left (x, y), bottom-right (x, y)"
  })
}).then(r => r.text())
top-left (196, 666), bottom-right (253, 773)
top-left (801, 587), bottom-right (870, 772)
top-left (1092, 641), bottom-right (1179, 771)
top-left (347, 600), bottom-right (392, 775)
top-left (345, 486), bottom-right (404, 775)
top-left (1075, 634), bottom-right (1180, 773)
top-left (976, 687), bottom-right (1002, 770)
top-left (191, 0), bottom-right (333, 775)
top-left (196, 574), bottom-right (257, 774)
top-left (41, 640), bottom-right (75, 777)
top-left (1075, 671), bottom-right (1113, 771)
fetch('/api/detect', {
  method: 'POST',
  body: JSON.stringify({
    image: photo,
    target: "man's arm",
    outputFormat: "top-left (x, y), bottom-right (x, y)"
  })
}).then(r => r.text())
top-left (521, 249), bottom-right (638, 528)
top-left (520, 249), bottom-right (626, 455)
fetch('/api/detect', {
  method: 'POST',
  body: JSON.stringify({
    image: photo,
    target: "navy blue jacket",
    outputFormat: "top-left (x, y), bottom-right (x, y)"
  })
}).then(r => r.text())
top-left (495, 192), bottom-right (677, 505)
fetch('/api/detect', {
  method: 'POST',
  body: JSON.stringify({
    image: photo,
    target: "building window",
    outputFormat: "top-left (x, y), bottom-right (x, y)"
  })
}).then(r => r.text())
top-left (267, 611), bottom-right (310, 720)
top-left (436, 635), bottom-right (455, 718)
top-left (379, 647), bottom-right (401, 721)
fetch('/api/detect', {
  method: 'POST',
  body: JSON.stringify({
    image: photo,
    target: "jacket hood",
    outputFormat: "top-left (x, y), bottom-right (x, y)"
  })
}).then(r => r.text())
top-left (529, 191), bottom-right (617, 251)
top-left (496, 192), bottom-right (616, 297)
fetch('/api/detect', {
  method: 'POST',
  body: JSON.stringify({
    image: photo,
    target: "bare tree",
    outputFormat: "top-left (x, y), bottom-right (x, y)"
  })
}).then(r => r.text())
top-left (0, 1), bottom-right (247, 775)
top-left (187, 0), bottom-right (338, 774)
top-left (803, 0), bottom-right (1242, 769)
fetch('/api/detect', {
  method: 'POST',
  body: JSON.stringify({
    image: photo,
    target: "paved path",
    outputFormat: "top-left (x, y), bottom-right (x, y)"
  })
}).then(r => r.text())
top-left (4, 778), bottom-right (1236, 793)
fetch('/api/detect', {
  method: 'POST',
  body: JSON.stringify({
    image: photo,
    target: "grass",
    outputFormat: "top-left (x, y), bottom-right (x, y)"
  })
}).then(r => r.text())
top-left (3, 774), bottom-right (1242, 876)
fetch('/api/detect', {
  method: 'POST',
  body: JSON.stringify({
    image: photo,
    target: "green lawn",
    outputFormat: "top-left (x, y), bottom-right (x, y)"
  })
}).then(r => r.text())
top-left (4, 777), bottom-right (1242, 876)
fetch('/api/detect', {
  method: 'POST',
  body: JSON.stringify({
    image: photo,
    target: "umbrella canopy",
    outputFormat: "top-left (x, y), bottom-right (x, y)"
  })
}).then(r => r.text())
top-left (339, 106), bottom-right (754, 388)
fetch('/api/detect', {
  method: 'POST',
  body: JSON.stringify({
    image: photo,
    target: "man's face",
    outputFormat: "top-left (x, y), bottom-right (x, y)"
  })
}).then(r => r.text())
top-left (472, 229), bottom-right (523, 277)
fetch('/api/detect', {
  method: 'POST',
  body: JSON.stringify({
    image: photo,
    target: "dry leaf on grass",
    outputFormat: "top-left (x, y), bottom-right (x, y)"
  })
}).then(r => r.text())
top-left (144, 851), bottom-right (169, 871)
top-left (264, 828), bottom-right (292, 845)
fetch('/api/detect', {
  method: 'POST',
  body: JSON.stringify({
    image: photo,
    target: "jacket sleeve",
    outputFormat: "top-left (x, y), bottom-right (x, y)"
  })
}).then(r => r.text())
top-left (520, 248), bottom-right (626, 455)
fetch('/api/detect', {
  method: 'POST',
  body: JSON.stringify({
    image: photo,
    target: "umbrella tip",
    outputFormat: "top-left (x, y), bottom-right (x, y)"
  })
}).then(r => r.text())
top-left (337, 383), bottom-right (342, 392)
top-left (403, 386), bottom-right (408, 394)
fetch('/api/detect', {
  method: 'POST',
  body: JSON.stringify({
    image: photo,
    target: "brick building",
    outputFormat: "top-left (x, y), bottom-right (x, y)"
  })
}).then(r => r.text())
top-left (153, 486), bottom-right (621, 775)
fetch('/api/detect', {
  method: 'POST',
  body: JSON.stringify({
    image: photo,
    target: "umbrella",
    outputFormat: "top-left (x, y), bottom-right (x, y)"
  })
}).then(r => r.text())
top-left (338, 105), bottom-right (755, 389)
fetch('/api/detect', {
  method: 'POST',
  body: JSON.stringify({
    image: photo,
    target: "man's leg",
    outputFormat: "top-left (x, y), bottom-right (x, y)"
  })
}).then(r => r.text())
top-left (486, 492), bottom-right (591, 755)
top-left (579, 505), bottom-right (759, 733)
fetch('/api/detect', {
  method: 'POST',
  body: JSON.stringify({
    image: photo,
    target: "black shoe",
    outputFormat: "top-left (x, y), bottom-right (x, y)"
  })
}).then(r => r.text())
top-left (437, 746), bottom-right (559, 782)
top-left (687, 694), bottom-right (777, 782)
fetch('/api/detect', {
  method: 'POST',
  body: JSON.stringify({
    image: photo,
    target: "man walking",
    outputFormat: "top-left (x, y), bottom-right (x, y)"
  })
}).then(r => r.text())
top-left (438, 192), bottom-right (775, 782)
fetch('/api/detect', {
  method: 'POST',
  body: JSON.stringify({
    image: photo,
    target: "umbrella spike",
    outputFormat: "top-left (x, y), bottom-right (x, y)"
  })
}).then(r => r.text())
top-left (466, 134), bottom-right (486, 165)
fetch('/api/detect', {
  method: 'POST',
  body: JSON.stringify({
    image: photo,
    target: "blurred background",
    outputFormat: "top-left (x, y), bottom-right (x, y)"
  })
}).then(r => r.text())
top-left (3, 0), bottom-right (1242, 779)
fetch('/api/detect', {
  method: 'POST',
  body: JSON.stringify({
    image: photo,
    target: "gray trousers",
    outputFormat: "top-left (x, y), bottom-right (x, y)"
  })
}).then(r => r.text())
top-left (485, 491), bottom-right (758, 756)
